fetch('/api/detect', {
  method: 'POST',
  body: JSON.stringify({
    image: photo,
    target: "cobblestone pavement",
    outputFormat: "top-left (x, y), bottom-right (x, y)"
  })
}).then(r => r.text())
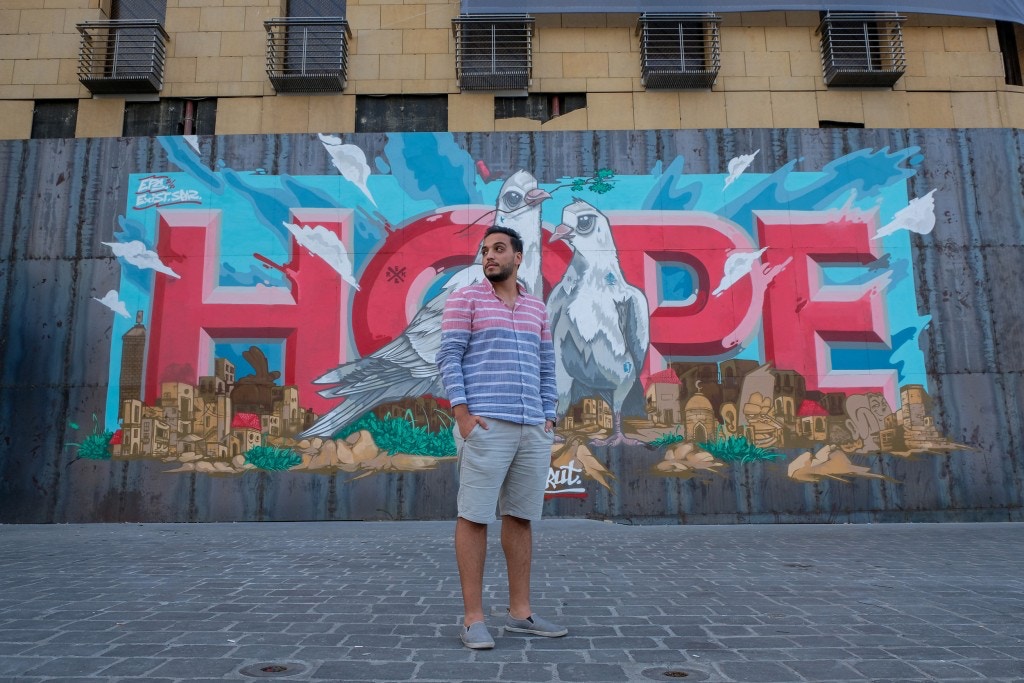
top-left (1, 520), bottom-right (1022, 682)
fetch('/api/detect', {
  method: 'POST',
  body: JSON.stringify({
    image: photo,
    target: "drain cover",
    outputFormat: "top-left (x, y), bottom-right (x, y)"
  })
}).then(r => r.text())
top-left (239, 662), bottom-right (306, 678)
top-left (641, 667), bottom-right (708, 681)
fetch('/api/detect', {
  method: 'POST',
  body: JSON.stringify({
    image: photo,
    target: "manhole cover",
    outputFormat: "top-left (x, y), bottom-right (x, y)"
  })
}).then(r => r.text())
top-left (239, 662), bottom-right (307, 678)
top-left (641, 667), bottom-right (708, 681)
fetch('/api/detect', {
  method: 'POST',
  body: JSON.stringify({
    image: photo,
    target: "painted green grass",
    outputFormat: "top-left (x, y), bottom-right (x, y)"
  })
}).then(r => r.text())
top-left (245, 444), bottom-right (301, 471)
top-left (697, 435), bottom-right (781, 463)
top-left (65, 415), bottom-right (114, 466)
top-left (649, 429), bottom-right (685, 449)
top-left (335, 411), bottom-right (456, 457)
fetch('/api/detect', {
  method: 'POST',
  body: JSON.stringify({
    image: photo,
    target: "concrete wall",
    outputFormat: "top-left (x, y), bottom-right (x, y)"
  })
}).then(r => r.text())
top-left (0, 128), bottom-right (1021, 523)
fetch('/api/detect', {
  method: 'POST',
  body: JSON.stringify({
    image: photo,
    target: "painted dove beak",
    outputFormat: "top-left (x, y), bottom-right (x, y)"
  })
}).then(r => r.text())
top-left (550, 223), bottom-right (574, 243)
top-left (525, 188), bottom-right (552, 206)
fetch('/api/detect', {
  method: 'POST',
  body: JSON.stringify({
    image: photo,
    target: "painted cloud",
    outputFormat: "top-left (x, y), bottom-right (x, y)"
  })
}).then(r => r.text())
top-left (104, 240), bottom-right (181, 279)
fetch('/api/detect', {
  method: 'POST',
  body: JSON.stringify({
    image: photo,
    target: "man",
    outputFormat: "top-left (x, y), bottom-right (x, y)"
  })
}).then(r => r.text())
top-left (437, 225), bottom-right (567, 649)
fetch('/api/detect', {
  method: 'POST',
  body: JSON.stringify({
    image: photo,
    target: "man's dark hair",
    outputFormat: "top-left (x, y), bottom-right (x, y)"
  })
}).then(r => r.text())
top-left (483, 226), bottom-right (523, 254)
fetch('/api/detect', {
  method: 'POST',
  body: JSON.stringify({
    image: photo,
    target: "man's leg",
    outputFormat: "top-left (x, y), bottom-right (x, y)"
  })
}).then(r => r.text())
top-left (501, 514), bottom-right (532, 620)
top-left (455, 516), bottom-right (488, 626)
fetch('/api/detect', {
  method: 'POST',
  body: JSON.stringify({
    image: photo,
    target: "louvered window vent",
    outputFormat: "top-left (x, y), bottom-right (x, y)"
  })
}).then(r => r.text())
top-left (638, 13), bottom-right (721, 90)
top-left (454, 14), bottom-right (534, 93)
top-left (265, 17), bottom-right (351, 93)
top-left (818, 12), bottom-right (906, 87)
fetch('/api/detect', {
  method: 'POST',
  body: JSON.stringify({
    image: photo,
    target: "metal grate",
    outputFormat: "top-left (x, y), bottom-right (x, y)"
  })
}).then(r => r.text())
top-left (265, 17), bottom-right (350, 93)
top-left (77, 20), bottom-right (168, 95)
top-left (453, 14), bottom-right (533, 92)
top-left (818, 12), bottom-right (906, 87)
top-left (638, 13), bottom-right (721, 90)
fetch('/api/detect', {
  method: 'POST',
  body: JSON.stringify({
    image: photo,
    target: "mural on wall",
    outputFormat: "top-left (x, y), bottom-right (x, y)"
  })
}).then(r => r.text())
top-left (69, 132), bottom-right (971, 500)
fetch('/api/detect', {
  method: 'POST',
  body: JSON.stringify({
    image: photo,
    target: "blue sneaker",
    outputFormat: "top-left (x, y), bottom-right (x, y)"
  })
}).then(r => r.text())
top-left (460, 621), bottom-right (495, 649)
top-left (504, 612), bottom-right (568, 637)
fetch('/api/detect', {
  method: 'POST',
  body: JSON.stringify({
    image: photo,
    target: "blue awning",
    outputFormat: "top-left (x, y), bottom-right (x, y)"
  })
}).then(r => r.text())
top-left (459, 1), bottom-right (1024, 24)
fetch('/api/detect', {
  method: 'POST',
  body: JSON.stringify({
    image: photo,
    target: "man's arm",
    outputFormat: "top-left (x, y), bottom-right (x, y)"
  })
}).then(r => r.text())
top-left (437, 290), bottom-right (488, 437)
top-left (539, 307), bottom-right (558, 431)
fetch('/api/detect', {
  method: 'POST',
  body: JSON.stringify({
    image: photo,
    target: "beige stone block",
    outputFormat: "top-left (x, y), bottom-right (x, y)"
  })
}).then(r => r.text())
top-left (199, 6), bottom-right (245, 32)
top-left (243, 5), bottom-right (280, 32)
top-left (951, 91), bottom-right (1000, 127)
top-left (720, 51), bottom-right (745, 77)
top-left (998, 90), bottom-right (1024, 128)
top-left (381, 5), bottom-right (424, 29)
top-left (33, 82), bottom-right (86, 97)
top-left (352, 78), bottom-right (402, 93)
top-left (532, 77), bottom-right (586, 92)
top-left (633, 90), bottom-right (680, 129)
top-left (55, 57), bottom-right (81, 86)
top-left (37, 32), bottom-right (79, 59)
top-left (424, 4), bottom-right (455, 29)
top-left (495, 116), bottom-right (541, 131)
top-left (533, 14), bottom-right (561, 29)
top-left (741, 11), bottom-right (786, 27)
top-left (769, 90), bottom-right (817, 127)
top-left (164, 82), bottom-right (210, 97)
top-left (0, 100), bottom-right (32, 139)
top-left (348, 53), bottom-right (380, 80)
top-left (447, 92), bottom-right (494, 132)
top-left (532, 52), bottom-right (562, 79)
top-left (769, 75), bottom-right (817, 91)
top-left (789, 51), bottom-right (822, 78)
top-left (346, 5), bottom-right (380, 30)
top-left (942, 26), bottom-right (990, 53)
top-left (722, 26), bottom-right (766, 53)
top-left (214, 80), bottom-right (263, 97)
top-left (0, 60), bottom-right (13, 84)
top-left (679, 90), bottom-right (726, 128)
top-left (562, 13), bottom-right (606, 28)
top-left (744, 51), bottom-right (790, 78)
top-left (903, 75), bottom-right (951, 91)
top-left (960, 52), bottom-right (1004, 78)
top-left (164, 56), bottom-right (198, 83)
top-left (219, 30), bottom-right (264, 57)
top-left (62, 8), bottom-right (104, 32)
top-left (764, 26), bottom-right (812, 52)
top-left (0, 84), bottom-right (34, 98)
top-left (903, 50), bottom-right (927, 77)
top-left (540, 106), bottom-right (587, 130)
top-left (401, 77), bottom-right (449, 93)
top-left (308, 93), bottom-right (355, 132)
top-left (607, 51), bottom-right (637, 79)
top-left (261, 95), bottom-right (310, 133)
top-left (816, 90), bottom-right (863, 124)
top-left (719, 76), bottom-right (770, 91)
top-left (76, 97), bottom-right (123, 137)
top-left (607, 13), bottom-right (637, 28)
top-left (586, 76), bottom-right (632, 92)
top-left (902, 27), bottom-right (945, 52)
top-left (402, 27), bottom-right (448, 54)
top-left (784, 11), bottom-right (819, 27)
top-left (241, 54), bottom-right (265, 82)
top-left (215, 96), bottom-right (262, 134)
top-left (424, 52), bottom-right (453, 80)
top-left (584, 27), bottom-right (630, 53)
top-left (949, 76), bottom-right (1001, 91)
top-left (906, 91), bottom-right (953, 127)
top-left (353, 29), bottom-right (403, 54)
top-left (0, 34), bottom-right (40, 61)
top-left (862, 91), bottom-right (910, 128)
top-left (173, 32), bottom-right (222, 58)
top-left (18, 9), bottom-right (65, 34)
top-left (13, 58), bottom-right (59, 85)
top-left (586, 92), bottom-right (633, 129)
top-left (0, 0), bottom-right (45, 8)
top-left (562, 52), bottom-right (608, 79)
top-left (43, 0), bottom-right (98, 7)
top-left (166, 7), bottom-right (201, 32)
top-left (379, 53), bottom-right (423, 80)
top-left (725, 91), bottom-right (772, 127)
top-left (536, 28), bottom-right (585, 54)
top-left (195, 56), bottom-right (242, 82)
top-left (0, 10), bottom-right (22, 32)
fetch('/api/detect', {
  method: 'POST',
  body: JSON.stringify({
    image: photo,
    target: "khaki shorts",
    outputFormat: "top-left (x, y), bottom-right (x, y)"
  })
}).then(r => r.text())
top-left (454, 418), bottom-right (553, 524)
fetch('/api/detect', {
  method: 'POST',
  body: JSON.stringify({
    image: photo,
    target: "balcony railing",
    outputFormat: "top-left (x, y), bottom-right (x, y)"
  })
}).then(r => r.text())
top-left (818, 12), bottom-right (906, 87)
top-left (453, 14), bottom-right (533, 92)
top-left (265, 17), bottom-right (351, 93)
top-left (77, 19), bottom-right (169, 95)
top-left (638, 13), bottom-right (721, 89)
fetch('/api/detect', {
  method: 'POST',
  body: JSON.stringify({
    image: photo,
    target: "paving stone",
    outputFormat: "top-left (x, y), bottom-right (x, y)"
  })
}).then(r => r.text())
top-left (717, 660), bottom-right (809, 681)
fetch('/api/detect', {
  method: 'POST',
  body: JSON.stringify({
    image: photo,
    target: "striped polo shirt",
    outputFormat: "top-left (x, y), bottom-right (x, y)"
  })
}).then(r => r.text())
top-left (437, 280), bottom-right (557, 425)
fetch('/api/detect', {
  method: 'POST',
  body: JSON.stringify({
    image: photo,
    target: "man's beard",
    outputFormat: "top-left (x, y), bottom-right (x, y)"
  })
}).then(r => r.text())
top-left (485, 262), bottom-right (515, 283)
